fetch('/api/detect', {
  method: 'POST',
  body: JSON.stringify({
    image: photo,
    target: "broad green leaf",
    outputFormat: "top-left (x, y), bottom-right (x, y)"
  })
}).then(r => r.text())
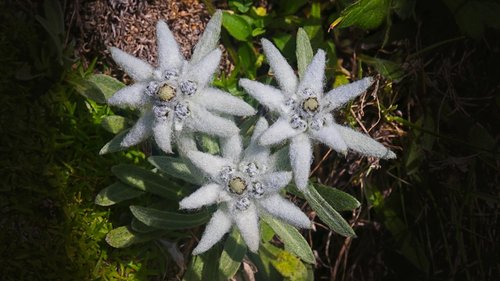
top-left (101, 115), bottom-right (128, 134)
top-left (303, 185), bottom-right (356, 237)
top-left (198, 134), bottom-right (220, 154)
top-left (99, 129), bottom-right (130, 155)
top-left (183, 245), bottom-right (222, 281)
top-left (262, 216), bottom-right (315, 264)
top-left (271, 250), bottom-right (308, 281)
top-left (95, 181), bottom-right (144, 206)
top-left (112, 164), bottom-right (184, 199)
top-left (72, 78), bottom-right (106, 104)
top-left (131, 217), bottom-right (157, 233)
top-left (219, 228), bottom-right (247, 279)
top-left (105, 226), bottom-right (163, 248)
top-left (315, 184), bottom-right (360, 211)
top-left (334, 0), bottom-right (390, 30)
top-left (148, 156), bottom-right (202, 185)
top-left (88, 74), bottom-right (125, 100)
top-left (237, 42), bottom-right (257, 78)
top-left (277, 0), bottom-right (307, 15)
top-left (222, 12), bottom-right (252, 41)
top-left (296, 28), bottom-right (314, 80)
top-left (130, 206), bottom-right (210, 230)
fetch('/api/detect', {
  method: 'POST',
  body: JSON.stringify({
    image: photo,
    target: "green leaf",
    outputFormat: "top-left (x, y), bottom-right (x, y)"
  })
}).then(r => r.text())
top-left (271, 250), bottom-right (308, 281)
top-left (277, 0), bottom-right (307, 15)
top-left (99, 129), bottom-right (129, 155)
top-left (303, 185), bottom-right (356, 237)
top-left (222, 12), bottom-right (252, 41)
top-left (198, 134), bottom-right (220, 154)
top-left (315, 184), bottom-right (360, 211)
top-left (262, 216), bottom-right (315, 264)
top-left (88, 74), bottom-right (125, 100)
top-left (148, 156), bottom-right (202, 185)
top-left (131, 217), bottom-right (158, 233)
top-left (101, 115), bottom-right (128, 134)
top-left (219, 228), bottom-right (247, 279)
top-left (296, 28), bottom-right (314, 80)
top-left (112, 164), bottom-right (184, 200)
top-left (237, 42), bottom-right (257, 78)
top-left (130, 206), bottom-right (210, 230)
top-left (335, 0), bottom-right (390, 30)
top-left (95, 182), bottom-right (144, 206)
top-left (72, 78), bottom-right (107, 104)
top-left (358, 54), bottom-right (405, 81)
top-left (105, 226), bottom-right (163, 248)
top-left (183, 245), bottom-right (222, 281)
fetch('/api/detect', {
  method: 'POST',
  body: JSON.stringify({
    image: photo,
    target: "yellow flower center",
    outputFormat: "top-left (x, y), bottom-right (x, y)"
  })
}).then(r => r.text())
top-left (302, 97), bottom-right (319, 112)
top-left (228, 177), bottom-right (247, 195)
top-left (158, 84), bottom-right (176, 102)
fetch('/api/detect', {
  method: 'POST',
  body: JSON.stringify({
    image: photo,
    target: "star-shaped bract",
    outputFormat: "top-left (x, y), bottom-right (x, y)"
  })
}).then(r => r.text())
top-left (179, 118), bottom-right (311, 254)
top-left (107, 11), bottom-right (255, 154)
top-left (240, 39), bottom-right (395, 190)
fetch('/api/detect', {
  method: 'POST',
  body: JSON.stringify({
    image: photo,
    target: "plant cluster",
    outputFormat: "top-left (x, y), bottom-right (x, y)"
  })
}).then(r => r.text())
top-left (92, 9), bottom-right (395, 279)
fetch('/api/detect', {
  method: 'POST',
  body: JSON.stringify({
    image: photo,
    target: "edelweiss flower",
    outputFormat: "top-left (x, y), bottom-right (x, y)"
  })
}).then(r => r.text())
top-left (179, 118), bottom-right (311, 254)
top-left (240, 39), bottom-right (395, 190)
top-left (107, 11), bottom-right (255, 153)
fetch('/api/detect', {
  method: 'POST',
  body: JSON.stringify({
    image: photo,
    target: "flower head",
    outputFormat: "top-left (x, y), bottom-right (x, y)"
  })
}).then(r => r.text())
top-left (179, 118), bottom-right (311, 254)
top-left (239, 39), bottom-right (395, 190)
top-left (107, 11), bottom-right (255, 154)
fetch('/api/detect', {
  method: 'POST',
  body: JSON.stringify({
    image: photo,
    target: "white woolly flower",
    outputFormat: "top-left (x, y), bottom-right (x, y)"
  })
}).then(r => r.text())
top-left (107, 11), bottom-right (255, 153)
top-left (179, 118), bottom-right (311, 254)
top-left (239, 39), bottom-right (395, 190)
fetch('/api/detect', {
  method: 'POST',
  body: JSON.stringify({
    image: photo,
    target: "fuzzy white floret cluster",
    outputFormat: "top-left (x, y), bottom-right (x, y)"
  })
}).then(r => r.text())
top-left (106, 11), bottom-right (395, 254)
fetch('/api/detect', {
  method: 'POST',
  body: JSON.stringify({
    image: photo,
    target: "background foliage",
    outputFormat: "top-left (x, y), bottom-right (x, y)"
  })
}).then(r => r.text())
top-left (0, 0), bottom-right (498, 280)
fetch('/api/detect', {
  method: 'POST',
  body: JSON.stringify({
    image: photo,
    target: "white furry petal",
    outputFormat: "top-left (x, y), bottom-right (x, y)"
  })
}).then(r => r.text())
top-left (259, 194), bottom-right (311, 229)
top-left (260, 171), bottom-right (292, 193)
top-left (120, 111), bottom-right (154, 147)
top-left (107, 83), bottom-right (149, 109)
top-left (110, 47), bottom-right (154, 81)
top-left (187, 105), bottom-right (239, 137)
top-left (186, 48), bottom-right (221, 88)
top-left (192, 209), bottom-right (232, 255)
top-left (298, 49), bottom-right (325, 96)
top-left (191, 10), bottom-right (222, 64)
top-left (153, 115), bottom-right (174, 154)
top-left (156, 20), bottom-right (184, 71)
top-left (259, 118), bottom-right (300, 146)
top-left (179, 183), bottom-right (222, 209)
top-left (334, 124), bottom-right (396, 159)
top-left (289, 134), bottom-right (312, 190)
top-left (310, 125), bottom-right (348, 155)
top-left (239, 79), bottom-right (285, 113)
top-left (233, 204), bottom-right (260, 252)
top-left (324, 77), bottom-right (374, 110)
top-left (242, 118), bottom-right (270, 166)
top-left (261, 39), bottom-right (298, 96)
top-left (187, 150), bottom-right (233, 178)
top-left (221, 134), bottom-right (243, 163)
top-left (199, 88), bottom-right (256, 116)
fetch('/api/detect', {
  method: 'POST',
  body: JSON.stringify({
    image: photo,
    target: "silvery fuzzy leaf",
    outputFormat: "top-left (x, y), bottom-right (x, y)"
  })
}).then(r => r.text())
top-left (153, 114), bottom-right (174, 154)
top-left (261, 39), bottom-right (298, 96)
top-left (259, 194), bottom-right (311, 229)
top-left (192, 209), bottom-right (232, 255)
top-left (186, 105), bottom-right (239, 138)
top-left (296, 28), bottom-right (314, 79)
top-left (310, 124), bottom-right (348, 155)
top-left (297, 49), bottom-right (325, 96)
top-left (221, 134), bottom-right (242, 164)
top-left (187, 150), bottom-right (233, 178)
top-left (110, 47), bottom-right (154, 81)
top-left (323, 77), bottom-right (374, 111)
top-left (233, 203), bottom-right (260, 252)
top-left (259, 118), bottom-right (300, 146)
top-left (289, 134), bottom-right (312, 190)
top-left (179, 183), bottom-right (222, 210)
top-left (334, 124), bottom-right (396, 159)
top-left (239, 79), bottom-right (285, 113)
top-left (191, 10), bottom-right (222, 65)
top-left (121, 111), bottom-right (154, 147)
top-left (186, 48), bottom-right (222, 87)
top-left (198, 87), bottom-right (256, 117)
top-left (107, 82), bottom-right (149, 109)
top-left (156, 20), bottom-right (184, 71)
top-left (259, 171), bottom-right (292, 193)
